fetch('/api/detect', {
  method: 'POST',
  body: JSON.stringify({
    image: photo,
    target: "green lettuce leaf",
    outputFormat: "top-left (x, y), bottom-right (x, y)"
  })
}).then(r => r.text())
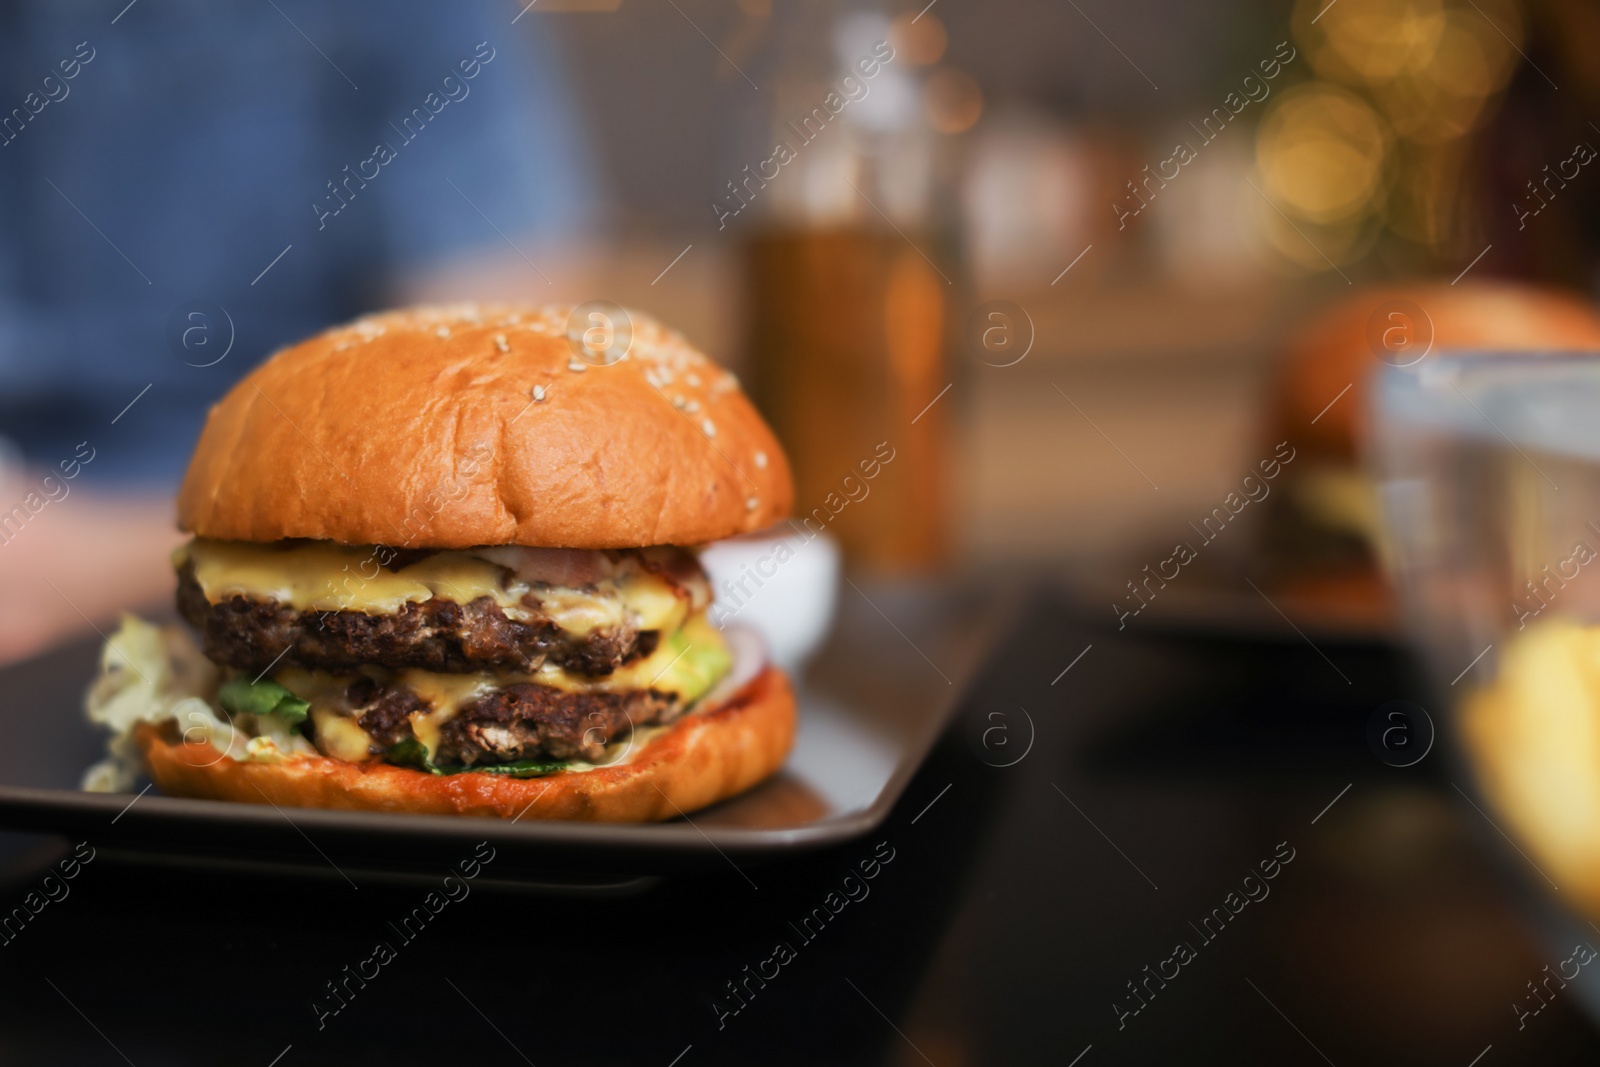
top-left (458, 759), bottom-right (567, 778)
top-left (382, 738), bottom-right (565, 779)
top-left (217, 678), bottom-right (310, 725)
top-left (383, 736), bottom-right (436, 773)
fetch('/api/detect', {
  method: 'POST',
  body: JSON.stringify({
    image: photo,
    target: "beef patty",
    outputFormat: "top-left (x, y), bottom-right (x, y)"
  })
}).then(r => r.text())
top-left (348, 676), bottom-right (679, 765)
top-left (176, 563), bottom-right (659, 677)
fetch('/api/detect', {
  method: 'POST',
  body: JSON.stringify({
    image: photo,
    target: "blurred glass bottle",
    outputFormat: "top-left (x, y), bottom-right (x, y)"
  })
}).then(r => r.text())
top-left (737, 7), bottom-right (957, 573)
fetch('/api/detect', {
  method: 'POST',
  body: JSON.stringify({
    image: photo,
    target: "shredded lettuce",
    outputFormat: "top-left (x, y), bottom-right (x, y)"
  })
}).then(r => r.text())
top-left (82, 616), bottom-right (314, 792)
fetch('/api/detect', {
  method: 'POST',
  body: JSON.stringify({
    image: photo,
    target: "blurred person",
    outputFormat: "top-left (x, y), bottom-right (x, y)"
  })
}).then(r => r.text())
top-left (0, 0), bottom-right (594, 663)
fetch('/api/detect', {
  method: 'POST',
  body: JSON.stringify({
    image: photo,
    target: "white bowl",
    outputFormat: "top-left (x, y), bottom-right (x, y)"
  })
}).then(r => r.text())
top-left (699, 527), bottom-right (841, 674)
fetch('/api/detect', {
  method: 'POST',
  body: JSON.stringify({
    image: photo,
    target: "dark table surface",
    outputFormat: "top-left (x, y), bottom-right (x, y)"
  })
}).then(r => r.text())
top-left (2, 588), bottom-right (1598, 1065)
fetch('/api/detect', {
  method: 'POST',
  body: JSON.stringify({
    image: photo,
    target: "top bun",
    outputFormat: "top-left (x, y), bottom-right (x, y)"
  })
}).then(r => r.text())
top-left (177, 305), bottom-right (794, 549)
top-left (1276, 281), bottom-right (1600, 461)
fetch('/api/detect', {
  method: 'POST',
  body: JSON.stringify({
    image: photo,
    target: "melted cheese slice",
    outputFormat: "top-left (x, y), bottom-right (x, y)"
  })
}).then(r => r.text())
top-left (309, 706), bottom-right (376, 762)
top-left (530, 613), bottom-right (730, 697)
top-left (180, 540), bottom-right (525, 616)
top-left (399, 670), bottom-right (498, 758)
top-left (177, 538), bottom-right (688, 634)
top-left (270, 613), bottom-right (731, 765)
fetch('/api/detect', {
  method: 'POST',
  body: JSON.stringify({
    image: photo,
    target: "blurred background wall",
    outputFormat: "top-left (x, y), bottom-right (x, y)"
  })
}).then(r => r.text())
top-left (6, 0), bottom-right (1600, 655)
top-left (450, 0), bottom-right (1595, 576)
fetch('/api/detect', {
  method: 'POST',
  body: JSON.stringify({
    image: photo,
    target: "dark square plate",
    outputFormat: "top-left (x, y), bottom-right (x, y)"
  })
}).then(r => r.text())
top-left (0, 583), bottom-right (1002, 885)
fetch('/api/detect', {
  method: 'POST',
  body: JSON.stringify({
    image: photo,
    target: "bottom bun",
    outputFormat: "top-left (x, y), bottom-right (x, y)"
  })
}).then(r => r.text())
top-left (134, 666), bottom-right (796, 821)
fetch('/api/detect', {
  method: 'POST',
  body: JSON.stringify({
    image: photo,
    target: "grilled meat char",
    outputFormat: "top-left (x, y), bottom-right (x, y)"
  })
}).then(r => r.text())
top-left (179, 544), bottom-right (710, 768)
top-left (176, 561), bottom-right (661, 677)
top-left (350, 676), bottom-right (680, 764)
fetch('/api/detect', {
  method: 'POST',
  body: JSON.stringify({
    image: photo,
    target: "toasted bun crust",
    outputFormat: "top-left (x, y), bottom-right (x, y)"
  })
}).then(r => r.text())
top-left (134, 665), bottom-right (796, 820)
top-left (1276, 282), bottom-right (1600, 461)
top-left (177, 305), bottom-right (794, 549)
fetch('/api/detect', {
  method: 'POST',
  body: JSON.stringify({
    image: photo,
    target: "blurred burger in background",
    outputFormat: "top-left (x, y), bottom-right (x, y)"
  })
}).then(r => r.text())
top-left (1260, 280), bottom-right (1600, 620)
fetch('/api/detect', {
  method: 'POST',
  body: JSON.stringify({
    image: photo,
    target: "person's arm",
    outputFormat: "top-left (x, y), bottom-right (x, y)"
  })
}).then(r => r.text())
top-left (0, 453), bottom-right (182, 664)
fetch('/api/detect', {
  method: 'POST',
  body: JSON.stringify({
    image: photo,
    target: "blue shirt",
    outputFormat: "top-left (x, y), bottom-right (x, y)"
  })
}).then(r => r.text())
top-left (0, 0), bottom-right (593, 485)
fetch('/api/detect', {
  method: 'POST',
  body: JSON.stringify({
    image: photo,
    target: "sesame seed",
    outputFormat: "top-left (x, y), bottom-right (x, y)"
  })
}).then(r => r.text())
top-left (745, 497), bottom-right (758, 511)
top-left (754, 451), bottom-right (768, 469)
top-left (494, 334), bottom-right (509, 353)
top-left (687, 373), bottom-right (702, 387)
top-left (568, 360), bottom-right (587, 373)
top-left (684, 400), bottom-right (700, 413)
top-left (702, 418), bottom-right (716, 437)
top-left (672, 395), bottom-right (686, 409)
top-left (532, 384), bottom-right (547, 402)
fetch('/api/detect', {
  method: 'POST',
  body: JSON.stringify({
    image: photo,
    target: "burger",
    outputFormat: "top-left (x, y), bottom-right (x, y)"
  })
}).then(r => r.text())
top-left (83, 304), bottom-right (797, 820)
top-left (1260, 280), bottom-right (1600, 614)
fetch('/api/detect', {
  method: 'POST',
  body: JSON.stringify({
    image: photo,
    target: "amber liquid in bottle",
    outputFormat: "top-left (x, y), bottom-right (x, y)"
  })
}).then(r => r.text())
top-left (745, 227), bottom-right (948, 572)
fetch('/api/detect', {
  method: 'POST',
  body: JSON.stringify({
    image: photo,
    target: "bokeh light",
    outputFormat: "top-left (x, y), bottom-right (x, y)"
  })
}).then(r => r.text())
top-left (1257, 82), bottom-right (1391, 226)
top-left (1302, 0), bottom-right (1449, 86)
top-left (924, 68), bottom-right (983, 134)
top-left (890, 11), bottom-right (948, 66)
top-left (1374, 10), bottom-right (1519, 144)
top-left (1263, 0), bottom-right (1523, 269)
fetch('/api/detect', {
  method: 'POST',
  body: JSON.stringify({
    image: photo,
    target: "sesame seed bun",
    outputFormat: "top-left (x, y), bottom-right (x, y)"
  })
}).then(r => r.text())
top-left (176, 304), bottom-right (794, 549)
